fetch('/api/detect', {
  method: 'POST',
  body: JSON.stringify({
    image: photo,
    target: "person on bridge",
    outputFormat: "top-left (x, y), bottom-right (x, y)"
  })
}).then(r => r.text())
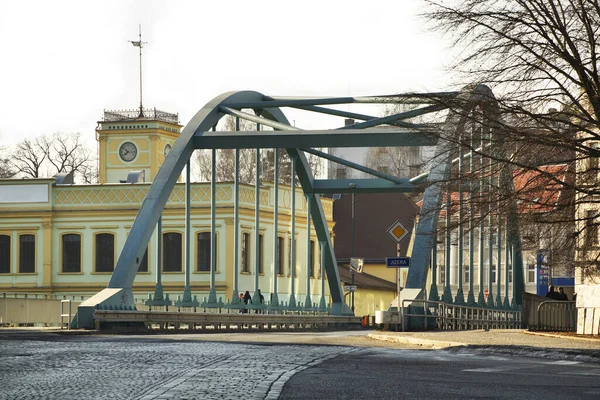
top-left (258, 289), bottom-right (265, 314)
top-left (243, 290), bottom-right (252, 314)
top-left (545, 285), bottom-right (559, 300)
top-left (557, 287), bottom-right (569, 301)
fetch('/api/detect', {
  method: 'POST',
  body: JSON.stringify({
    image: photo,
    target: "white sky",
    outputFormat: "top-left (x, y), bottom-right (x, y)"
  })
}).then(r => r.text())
top-left (0, 0), bottom-right (453, 147)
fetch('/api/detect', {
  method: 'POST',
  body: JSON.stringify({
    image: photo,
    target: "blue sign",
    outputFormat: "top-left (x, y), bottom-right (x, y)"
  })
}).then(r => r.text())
top-left (386, 257), bottom-right (411, 268)
top-left (536, 250), bottom-right (550, 296)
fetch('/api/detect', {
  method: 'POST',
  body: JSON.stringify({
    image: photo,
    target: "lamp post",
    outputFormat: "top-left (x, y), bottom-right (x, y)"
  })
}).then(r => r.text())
top-left (351, 192), bottom-right (356, 313)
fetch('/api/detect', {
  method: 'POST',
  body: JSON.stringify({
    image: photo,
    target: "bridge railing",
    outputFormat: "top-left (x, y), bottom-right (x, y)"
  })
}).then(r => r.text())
top-left (93, 310), bottom-right (361, 332)
top-left (531, 300), bottom-right (577, 332)
top-left (401, 299), bottom-right (522, 331)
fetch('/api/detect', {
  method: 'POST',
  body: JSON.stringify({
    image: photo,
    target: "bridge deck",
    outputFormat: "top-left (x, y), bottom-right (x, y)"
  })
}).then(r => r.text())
top-left (93, 310), bottom-right (363, 332)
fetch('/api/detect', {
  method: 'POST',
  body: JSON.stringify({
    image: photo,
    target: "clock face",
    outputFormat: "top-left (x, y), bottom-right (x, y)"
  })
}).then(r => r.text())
top-left (119, 141), bottom-right (137, 162)
top-left (164, 143), bottom-right (172, 157)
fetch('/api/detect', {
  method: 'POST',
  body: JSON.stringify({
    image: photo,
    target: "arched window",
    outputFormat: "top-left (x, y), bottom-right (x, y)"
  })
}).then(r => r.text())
top-left (163, 232), bottom-right (182, 272)
top-left (241, 233), bottom-right (250, 273)
top-left (19, 234), bottom-right (35, 273)
top-left (288, 237), bottom-right (296, 276)
top-left (0, 235), bottom-right (10, 274)
top-left (62, 234), bottom-right (81, 273)
top-left (258, 234), bottom-right (264, 274)
top-left (197, 232), bottom-right (211, 272)
top-left (95, 233), bottom-right (115, 272)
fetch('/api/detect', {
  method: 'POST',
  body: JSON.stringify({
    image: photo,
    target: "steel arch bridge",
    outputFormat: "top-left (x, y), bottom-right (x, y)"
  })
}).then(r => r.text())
top-left (77, 85), bottom-right (525, 328)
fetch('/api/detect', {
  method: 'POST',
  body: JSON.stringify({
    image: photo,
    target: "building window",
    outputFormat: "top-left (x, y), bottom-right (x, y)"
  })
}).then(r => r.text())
top-left (491, 264), bottom-right (497, 284)
top-left (241, 233), bottom-right (250, 273)
top-left (310, 240), bottom-right (315, 277)
top-left (508, 266), bottom-right (513, 283)
top-left (527, 262), bottom-right (536, 283)
top-left (137, 247), bottom-right (149, 273)
top-left (439, 265), bottom-right (445, 285)
top-left (19, 234), bottom-right (35, 273)
top-left (463, 265), bottom-right (470, 284)
top-left (288, 237), bottom-right (296, 276)
top-left (95, 233), bottom-right (115, 273)
top-left (197, 232), bottom-right (211, 272)
top-left (62, 234), bottom-right (81, 273)
top-left (336, 168), bottom-right (347, 180)
top-left (0, 235), bottom-right (10, 274)
top-left (277, 237), bottom-right (285, 275)
top-left (258, 234), bottom-right (264, 274)
top-left (163, 232), bottom-right (182, 272)
top-left (585, 210), bottom-right (599, 248)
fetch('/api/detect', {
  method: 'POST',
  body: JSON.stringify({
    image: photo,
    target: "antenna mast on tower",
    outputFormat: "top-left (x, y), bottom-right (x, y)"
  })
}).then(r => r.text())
top-left (130, 25), bottom-right (147, 118)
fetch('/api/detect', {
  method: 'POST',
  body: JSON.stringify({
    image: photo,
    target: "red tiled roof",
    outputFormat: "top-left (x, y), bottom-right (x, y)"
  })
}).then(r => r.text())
top-left (512, 164), bottom-right (572, 212)
top-left (416, 164), bottom-right (572, 215)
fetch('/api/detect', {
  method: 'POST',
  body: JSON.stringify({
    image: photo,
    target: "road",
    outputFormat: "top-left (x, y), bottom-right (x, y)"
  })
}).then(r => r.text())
top-left (280, 347), bottom-right (600, 399)
top-left (1, 329), bottom-right (599, 399)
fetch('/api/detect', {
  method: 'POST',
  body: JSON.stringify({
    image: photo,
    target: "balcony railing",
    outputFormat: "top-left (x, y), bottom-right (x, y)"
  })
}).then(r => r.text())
top-left (103, 108), bottom-right (179, 124)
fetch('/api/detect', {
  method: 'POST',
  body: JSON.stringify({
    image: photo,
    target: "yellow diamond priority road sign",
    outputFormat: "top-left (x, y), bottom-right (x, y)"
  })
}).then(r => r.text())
top-left (387, 220), bottom-right (409, 243)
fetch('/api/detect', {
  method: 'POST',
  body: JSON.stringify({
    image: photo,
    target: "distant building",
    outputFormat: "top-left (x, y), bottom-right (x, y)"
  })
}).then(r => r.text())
top-left (0, 109), bottom-right (332, 307)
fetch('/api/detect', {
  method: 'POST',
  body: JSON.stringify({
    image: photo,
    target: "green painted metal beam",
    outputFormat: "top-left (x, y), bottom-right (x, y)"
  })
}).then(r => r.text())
top-left (195, 129), bottom-right (439, 149)
top-left (225, 92), bottom-right (459, 109)
top-left (339, 104), bottom-right (445, 130)
top-left (311, 179), bottom-right (419, 194)
top-left (301, 148), bottom-right (410, 184)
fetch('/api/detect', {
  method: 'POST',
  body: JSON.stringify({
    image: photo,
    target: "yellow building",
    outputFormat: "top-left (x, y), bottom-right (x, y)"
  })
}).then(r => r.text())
top-left (0, 109), bottom-right (333, 307)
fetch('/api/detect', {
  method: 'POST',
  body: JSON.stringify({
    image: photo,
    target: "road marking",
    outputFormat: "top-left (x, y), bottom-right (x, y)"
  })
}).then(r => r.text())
top-left (463, 366), bottom-right (530, 373)
top-left (544, 360), bottom-right (581, 366)
top-left (559, 369), bottom-right (600, 376)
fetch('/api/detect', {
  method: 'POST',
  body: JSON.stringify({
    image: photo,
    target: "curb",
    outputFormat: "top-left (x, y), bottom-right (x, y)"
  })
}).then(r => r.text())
top-left (524, 330), bottom-right (600, 343)
top-left (367, 332), bottom-right (464, 348)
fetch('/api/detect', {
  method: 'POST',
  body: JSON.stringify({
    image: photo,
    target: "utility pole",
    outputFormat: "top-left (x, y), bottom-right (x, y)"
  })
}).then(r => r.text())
top-left (130, 25), bottom-right (146, 117)
top-left (351, 193), bottom-right (355, 313)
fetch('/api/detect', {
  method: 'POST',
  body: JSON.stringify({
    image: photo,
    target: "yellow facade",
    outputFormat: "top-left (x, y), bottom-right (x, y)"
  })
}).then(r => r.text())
top-left (0, 114), bottom-right (333, 306)
top-left (0, 179), bottom-right (334, 305)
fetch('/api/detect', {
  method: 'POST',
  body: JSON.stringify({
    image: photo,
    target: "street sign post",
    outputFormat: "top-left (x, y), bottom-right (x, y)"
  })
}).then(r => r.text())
top-left (386, 257), bottom-right (411, 268)
top-left (343, 285), bottom-right (357, 292)
top-left (386, 220), bottom-right (411, 296)
top-left (387, 220), bottom-right (409, 243)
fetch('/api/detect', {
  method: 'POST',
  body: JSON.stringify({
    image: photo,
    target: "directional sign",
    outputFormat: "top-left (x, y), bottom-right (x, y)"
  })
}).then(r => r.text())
top-left (386, 257), bottom-right (411, 268)
top-left (343, 285), bottom-right (357, 292)
top-left (387, 220), bottom-right (410, 243)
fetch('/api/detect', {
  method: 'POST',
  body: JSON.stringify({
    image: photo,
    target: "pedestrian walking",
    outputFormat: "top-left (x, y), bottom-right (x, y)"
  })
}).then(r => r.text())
top-left (243, 290), bottom-right (252, 314)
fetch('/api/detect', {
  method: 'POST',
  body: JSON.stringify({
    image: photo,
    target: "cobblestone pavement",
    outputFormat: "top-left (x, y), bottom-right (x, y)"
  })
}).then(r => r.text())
top-left (0, 338), bottom-right (354, 400)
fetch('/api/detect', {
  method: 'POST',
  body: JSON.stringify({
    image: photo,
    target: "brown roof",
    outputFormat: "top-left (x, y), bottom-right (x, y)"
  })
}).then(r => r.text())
top-left (416, 164), bottom-right (573, 215)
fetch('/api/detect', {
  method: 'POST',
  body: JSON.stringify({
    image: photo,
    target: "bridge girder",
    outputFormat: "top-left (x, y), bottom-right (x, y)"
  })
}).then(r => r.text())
top-left (77, 85), bottom-right (526, 328)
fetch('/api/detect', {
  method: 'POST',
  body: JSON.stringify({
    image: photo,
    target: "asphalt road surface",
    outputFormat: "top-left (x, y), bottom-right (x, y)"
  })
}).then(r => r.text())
top-left (1, 330), bottom-right (599, 399)
top-left (279, 346), bottom-right (600, 400)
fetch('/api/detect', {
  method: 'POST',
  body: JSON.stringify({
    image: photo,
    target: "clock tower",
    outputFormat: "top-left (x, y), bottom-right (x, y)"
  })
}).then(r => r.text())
top-left (96, 109), bottom-right (181, 183)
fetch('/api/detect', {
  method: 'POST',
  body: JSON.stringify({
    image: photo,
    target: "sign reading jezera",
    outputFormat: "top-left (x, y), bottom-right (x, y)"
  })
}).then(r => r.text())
top-left (386, 257), bottom-right (411, 268)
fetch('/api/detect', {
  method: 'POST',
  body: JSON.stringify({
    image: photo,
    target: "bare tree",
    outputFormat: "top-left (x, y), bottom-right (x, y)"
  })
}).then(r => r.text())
top-left (193, 115), bottom-right (323, 185)
top-left (423, 0), bottom-right (600, 277)
top-left (0, 147), bottom-right (15, 178)
top-left (10, 132), bottom-right (96, 183)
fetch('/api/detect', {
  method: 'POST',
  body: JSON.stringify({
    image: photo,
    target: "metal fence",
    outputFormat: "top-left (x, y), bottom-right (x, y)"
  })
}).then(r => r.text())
top-left (401, 299), bottom-right (522, 331)
top-left (531, 300), bottom-right (577, 331)
top-left (522, 292), bottom-right (576, 332)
